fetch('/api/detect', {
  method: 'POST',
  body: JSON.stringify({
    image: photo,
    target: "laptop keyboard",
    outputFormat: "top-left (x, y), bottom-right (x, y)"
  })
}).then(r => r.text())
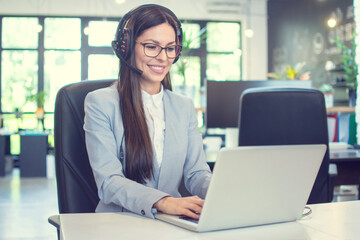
top-left (179, 216), bottom-right (199, 224)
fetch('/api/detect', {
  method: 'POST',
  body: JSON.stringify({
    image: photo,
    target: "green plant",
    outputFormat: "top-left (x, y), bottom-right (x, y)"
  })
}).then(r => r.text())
top-left (333, 33), bottom-right (358, 89)
top-left (319, 83), bottom-right (334, 93)
top-left (26, 91), bottom-right (46, 123)
top-left (175, 24), bottom-right (206, 85)
top-left (27, 91), bottom-right (46, 108)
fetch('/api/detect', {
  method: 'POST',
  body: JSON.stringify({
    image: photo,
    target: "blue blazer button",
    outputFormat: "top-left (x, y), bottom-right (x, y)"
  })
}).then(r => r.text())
top-left (141, 210), bottom-right (145, 215)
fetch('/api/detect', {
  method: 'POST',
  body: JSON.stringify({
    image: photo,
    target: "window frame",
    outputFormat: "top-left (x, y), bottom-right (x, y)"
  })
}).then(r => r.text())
top-left (0, 16), bottom-right (242, 115)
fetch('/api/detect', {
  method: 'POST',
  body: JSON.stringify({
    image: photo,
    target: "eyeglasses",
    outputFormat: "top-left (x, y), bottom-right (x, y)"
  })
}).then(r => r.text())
top-left (136, 41), bottom-right (182, 59)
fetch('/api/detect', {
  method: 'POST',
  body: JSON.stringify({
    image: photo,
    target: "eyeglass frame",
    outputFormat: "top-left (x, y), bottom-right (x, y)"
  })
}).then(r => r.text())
top-left (135, 41), bottom-right (182, 59)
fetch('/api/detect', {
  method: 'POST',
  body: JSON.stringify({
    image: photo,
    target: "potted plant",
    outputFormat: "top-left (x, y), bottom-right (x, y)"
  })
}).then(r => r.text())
top-left (27, 91), bottom-right (46, 130)
top-left (267, 62), bottom-right (311, 80)
top-left (333, 33), bottom-right (358, 106)
top-left (319, 83), bottom-right (334, 108)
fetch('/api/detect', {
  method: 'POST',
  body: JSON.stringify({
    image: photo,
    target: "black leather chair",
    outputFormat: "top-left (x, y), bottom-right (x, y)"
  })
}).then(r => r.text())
top-left (238, 87), bottom-right (334, 204)
top-left (48, 79), bottom-right (115, 237)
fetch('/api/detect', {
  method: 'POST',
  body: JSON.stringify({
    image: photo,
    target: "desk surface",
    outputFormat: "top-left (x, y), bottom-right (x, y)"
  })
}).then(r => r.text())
top-left (329, 149), bottom-right (360, 187)
top-left (60, 201), bottom-right (360, 240)
top-left (207, 149), bottom-right (360, 163)
top-left (330, 149), bottom-right (360, 162)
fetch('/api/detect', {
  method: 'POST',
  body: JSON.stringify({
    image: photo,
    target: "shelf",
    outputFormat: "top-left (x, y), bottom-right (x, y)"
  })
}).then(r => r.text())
top-left (332, 82), bottom-right (349, 88)
top-left (197, 107), bottom-right (355, 114)
top-left (327, 106), bottom-right (355, 113)
top-left (328, 68), bottom-right (345, 73)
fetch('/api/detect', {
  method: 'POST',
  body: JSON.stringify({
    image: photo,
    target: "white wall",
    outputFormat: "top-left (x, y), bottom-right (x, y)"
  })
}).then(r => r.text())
top-left (0, 0), bottom-right (268, 80)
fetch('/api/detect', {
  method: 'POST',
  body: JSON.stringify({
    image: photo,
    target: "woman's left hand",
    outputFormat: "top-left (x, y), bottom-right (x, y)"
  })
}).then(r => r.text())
top-left (154, 196), bottom-right (204, 219)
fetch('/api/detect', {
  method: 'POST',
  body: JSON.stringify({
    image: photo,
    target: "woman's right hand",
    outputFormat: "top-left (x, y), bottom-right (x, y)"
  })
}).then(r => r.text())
top-left (154, 196), bottom-right (204, 219)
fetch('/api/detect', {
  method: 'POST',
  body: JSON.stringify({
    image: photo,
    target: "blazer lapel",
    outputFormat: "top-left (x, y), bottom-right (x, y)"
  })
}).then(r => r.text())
top-left (157, 92), bottom-right (170, 189)
top-left (157, 91), bottom-right (180, 190)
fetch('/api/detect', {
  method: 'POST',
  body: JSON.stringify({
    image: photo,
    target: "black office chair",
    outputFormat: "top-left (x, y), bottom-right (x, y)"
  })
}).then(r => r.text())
top-left (238, 87), bottom-right (334, 204)
top-left (48, 79), bottom-right (116, 238)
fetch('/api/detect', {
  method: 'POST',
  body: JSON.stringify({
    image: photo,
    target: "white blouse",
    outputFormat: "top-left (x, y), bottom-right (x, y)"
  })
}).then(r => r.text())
top-left (141, 86), bottom-right (165, 166)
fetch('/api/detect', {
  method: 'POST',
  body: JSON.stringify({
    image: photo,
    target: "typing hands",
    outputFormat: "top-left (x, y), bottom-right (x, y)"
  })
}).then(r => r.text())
top-left (154, 196), bottom-right (204, 219)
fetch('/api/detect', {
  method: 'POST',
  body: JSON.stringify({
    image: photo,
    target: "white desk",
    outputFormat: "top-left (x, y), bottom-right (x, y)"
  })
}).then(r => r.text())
top-left (60, 201), bottom-right (360, 240)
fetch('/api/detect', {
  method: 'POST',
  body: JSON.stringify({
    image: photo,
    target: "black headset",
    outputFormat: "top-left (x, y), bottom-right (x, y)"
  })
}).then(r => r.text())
top-left (112, 4), bottom-right (183, 75)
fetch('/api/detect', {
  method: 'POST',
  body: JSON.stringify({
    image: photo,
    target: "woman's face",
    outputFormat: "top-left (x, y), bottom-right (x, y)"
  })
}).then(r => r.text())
top-left (134, 22), bottom-right (176, 94)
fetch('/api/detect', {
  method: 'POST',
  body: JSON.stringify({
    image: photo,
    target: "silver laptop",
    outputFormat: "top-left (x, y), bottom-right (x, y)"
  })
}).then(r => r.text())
top-left (155, 144), bottom-right (327, 232)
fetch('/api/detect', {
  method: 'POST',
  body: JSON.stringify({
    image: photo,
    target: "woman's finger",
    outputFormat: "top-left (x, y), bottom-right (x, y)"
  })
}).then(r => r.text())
top-left (182, 208), bottom-right (201, 219)
top-left (183, 202), bottom-right (202, 214)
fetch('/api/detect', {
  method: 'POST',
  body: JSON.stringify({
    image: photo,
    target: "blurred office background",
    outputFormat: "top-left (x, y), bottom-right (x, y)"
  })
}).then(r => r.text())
top-left (0, 0), bottom-right (359, 239)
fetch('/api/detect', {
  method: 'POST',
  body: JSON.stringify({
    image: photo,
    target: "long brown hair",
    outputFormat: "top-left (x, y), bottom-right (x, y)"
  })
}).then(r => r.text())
top-left (117, 6), bottom-right (180, 183)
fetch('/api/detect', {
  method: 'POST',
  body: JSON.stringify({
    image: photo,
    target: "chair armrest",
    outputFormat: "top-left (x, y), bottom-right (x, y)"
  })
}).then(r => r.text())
top-left (48, 214), bottom-right (60, 229)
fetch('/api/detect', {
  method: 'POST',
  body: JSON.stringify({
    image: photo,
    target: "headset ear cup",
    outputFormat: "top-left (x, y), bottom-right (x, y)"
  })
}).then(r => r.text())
top-left (118, 28), bottom-right (131, 59)
top-left (173, 45), bottom-right (182, 64)
top-left (172, 26), bottom-right (182, 64)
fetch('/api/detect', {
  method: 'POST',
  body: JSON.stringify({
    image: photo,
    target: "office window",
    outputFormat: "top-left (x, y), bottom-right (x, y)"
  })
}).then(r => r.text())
top-left (0, 16), bottom-right (242, 136)
top-left (85, 20), bottom-right (119, 80)
top-left (2, 17), bottom-right (39, 49)
top-left (44, 51), bottom-right (81, 111)
top-left (44, 18), bottom-right (81, 49)
top-left (43, 17), bottom-right (81, 112)
top-left (171, 23), bottom-right (204, 107)
top-left (1, 50), bottom-right (38, 112)
top-left (87, 20), bottom-right (118, 47)
top-left (88, 54), bottom-right (118, 80)
top-left (206, 22), bottom-right (241, 80)
top-left (207, 54), bottom-right (241, 80)
top-left (171, 23), bottom-right (202, 85)
top-left (182, 22), bottom-right (203, 49)
top-left (0, 17), bottom-right (42, 154)
top-left (1, 17), bottom-right (40, 114)
top-left (207, 22), bottom-right (240, 52)
top-left (172, 56), bottom-right (201, 86)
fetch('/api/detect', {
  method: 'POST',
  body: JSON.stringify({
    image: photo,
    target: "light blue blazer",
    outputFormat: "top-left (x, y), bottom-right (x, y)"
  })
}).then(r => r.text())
top-left (84, 83), bottom-right (212, 219)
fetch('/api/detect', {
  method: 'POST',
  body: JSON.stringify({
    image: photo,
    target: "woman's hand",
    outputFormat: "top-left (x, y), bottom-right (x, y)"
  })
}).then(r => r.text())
top-left (154, 196), bottom-right (204, 219)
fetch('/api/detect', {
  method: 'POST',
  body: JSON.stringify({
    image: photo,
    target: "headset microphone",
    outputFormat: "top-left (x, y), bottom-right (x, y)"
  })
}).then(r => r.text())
top-left (111, 40), bottom-right (143, 75)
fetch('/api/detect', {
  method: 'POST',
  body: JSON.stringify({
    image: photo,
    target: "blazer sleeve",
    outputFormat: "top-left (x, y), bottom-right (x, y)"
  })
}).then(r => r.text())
top-left (182, 99), bottom-right (212, 199)
top-left (83, 89), bottom-right (168, 218)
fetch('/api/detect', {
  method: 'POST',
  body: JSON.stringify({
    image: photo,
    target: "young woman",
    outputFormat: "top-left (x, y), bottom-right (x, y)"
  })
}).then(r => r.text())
top-left (84, 4), bottom-right (211, 220)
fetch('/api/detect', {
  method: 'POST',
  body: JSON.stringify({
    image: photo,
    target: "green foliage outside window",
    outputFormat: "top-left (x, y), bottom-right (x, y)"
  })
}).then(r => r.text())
top-left (206, 22), bottom-right (241, 81)
top-left (44, 50), bottom-right (81, 112)
top-left (207, 54), bottom-right (241, 80)
top-left (206, 22), bottom-right (240, 52)
top-left (1, 50), bottom-right (38, 112)
top-left (171, 23), bottom-right (204, 86)
top-left (1, 17), bottom-right (242, 152)
top-left (2, 17), bottom-right (39, 49)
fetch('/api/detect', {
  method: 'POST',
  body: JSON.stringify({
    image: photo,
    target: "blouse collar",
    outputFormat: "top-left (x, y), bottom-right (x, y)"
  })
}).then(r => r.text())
top-left (141, 85), bottom-right (164, 108)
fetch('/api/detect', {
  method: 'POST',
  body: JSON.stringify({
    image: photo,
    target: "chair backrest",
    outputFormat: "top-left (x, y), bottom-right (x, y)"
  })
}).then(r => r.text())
top-left (238, 87), bottom-right (330, 204)
top-left (54, 79), bottom-right (116, 213)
